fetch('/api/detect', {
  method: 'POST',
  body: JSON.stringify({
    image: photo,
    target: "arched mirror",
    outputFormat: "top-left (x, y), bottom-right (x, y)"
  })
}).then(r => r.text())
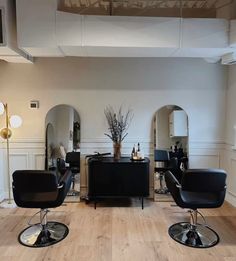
top-left (45, 104), bottom-right (80, 202)
top-left (153, 105), bottom-right (189, 201)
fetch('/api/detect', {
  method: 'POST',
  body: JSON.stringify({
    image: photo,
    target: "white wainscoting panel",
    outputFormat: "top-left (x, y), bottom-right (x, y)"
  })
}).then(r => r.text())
top-left (0, 138), bottom-right (225, 202)
top-left (0, 139), bottom-right (45, 199)
top-left (188, 140), bottom-right (224, 169)
top-left (33, 153), bottom-right (45, 170)
top-left (0, 143), bottom-right (4, 201)
top-left (229, 158), bottom-right (236, 191)
top-left (10, 153), bottom-right (29, 173)
top-left (188, 154), bottom-right (220, 168)
top-left (7, 153), bottom-right (28, 199)
top-left (226, 191), bottom-right (236, 207)
top-left (219, 144), bottom-right (236, 207)
top-left (225, 148), bottom-right (236, 206)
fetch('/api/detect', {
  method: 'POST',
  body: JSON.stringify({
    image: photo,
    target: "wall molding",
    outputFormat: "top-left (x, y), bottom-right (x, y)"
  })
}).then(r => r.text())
top-left (32, 153), bottom-right (45, 170)
top-left (0, 138), bottom-right (228, 201)
top-left (225, 143), bottom-right (236, 152)
top-left (189, 140), bottom-right (225, 150)
top-left (0, 138), bottom-right (45, 149)
top-left (0, 142), bottom-right (45, 198)
top-left (1, 138), bottom-right (225, 149)
top-left (220, 147), bottom-right (236, 207)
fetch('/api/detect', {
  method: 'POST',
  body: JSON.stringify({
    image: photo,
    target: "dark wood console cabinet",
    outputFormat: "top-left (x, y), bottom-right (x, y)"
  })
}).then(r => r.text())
top-left (88, 157), bottom-right (150, 208)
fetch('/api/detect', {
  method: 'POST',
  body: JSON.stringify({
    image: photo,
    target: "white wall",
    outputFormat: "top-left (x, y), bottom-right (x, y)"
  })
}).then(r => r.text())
top-left (0, 57), bottom-right (227, 198)
top-left (156, 106), bottom-right (173, 150)
top-left (224, 65), bottom-right (236, 206)
top-left (55, 105), bottom-right (73, 152)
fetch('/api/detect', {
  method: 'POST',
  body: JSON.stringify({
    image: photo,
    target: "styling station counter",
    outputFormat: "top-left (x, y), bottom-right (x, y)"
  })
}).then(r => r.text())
top-left (88, 157), bottom-right (150, 209)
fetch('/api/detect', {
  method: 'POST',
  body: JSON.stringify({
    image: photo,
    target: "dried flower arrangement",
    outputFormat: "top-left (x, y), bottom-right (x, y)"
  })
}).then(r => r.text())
top-left (104, 105), bottom-right (133, 144)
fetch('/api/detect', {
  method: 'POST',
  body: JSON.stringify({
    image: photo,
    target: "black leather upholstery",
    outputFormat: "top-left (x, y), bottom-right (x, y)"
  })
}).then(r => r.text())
top-left (168, 157), bottom-right (180, 178)
top-left (154, 149), bottom-right (170, 162)
top-left (12, 170), bottom-right (72, 209)
top-left (154, 149), bottom-right (171, 171)
top-left (181, 169), bottom-right (227, 193)
top-left (165, 169), bottom-right (227, 210)
top-left (154, 149), bottom-right (180, 179)
top-left (165, 168), bottom-right (226, 248)
top-left (66, 152), bottom-right (80, 174)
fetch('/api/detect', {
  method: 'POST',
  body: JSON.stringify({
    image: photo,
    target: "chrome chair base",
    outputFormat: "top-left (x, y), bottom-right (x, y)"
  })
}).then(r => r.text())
top-left (154, 188), bottom-right (169, 194)
top-left (67, 189), bottom-right (80, 196)
top-left (168, 222), bottom-right (219, 248)
top-left (18, 221), bottom-right (69, 248)
top-left (67, 174), bottom-right (80, 196)
top-left (155, 172), bottom-right (169, 194)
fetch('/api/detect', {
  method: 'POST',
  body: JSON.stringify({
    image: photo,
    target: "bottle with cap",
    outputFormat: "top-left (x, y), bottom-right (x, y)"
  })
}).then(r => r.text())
top-left (137, 143), bottom-right (141, 159)
top-left (131, 145), bottom-right (135, 159)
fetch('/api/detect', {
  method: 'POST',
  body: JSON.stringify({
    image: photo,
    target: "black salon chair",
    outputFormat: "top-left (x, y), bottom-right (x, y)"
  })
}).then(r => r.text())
top-left (66, 152), bottom-right (80, 196)
top-left (154, 149), bottom-right (178, 194)
top-left (165, 169), bottom-right (227, 248)
top-left (12, 170), bottom-right (72, 248)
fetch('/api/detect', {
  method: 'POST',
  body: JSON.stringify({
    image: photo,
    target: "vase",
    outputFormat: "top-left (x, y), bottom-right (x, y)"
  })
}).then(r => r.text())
top-left (113, 142), bottom-right (121, 160)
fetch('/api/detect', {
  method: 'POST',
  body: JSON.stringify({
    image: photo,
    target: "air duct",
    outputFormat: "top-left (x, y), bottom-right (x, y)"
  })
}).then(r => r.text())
top-left (221, 52), bottom-right (236, 65)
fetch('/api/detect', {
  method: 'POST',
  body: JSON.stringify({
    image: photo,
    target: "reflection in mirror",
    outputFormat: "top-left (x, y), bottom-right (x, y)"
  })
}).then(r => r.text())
top-left (45, 123), bottom-right (55, 170)
top-left (154, 105), bottom-right (188, 153)
top-left (153, 105), bottom-right (189, 202)
top-left (45, 105), bottom-right (80, 202)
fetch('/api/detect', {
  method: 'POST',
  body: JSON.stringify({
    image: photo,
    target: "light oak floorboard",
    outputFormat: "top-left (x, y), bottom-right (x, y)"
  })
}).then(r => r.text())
top-left (0, 199), bottom-right (236, 261)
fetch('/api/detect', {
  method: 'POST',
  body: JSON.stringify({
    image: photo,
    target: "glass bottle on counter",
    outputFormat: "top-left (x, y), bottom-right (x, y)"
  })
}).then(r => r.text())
top-left (137, 143), bottom-right (142, 158)
top-left (131, 145), bottom-right (135, 159)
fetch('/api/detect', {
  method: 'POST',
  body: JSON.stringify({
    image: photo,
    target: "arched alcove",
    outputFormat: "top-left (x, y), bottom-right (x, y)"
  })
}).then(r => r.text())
top-left (45, 104), bottom-right (80, 202)
top-left (153, 104), bottom-right (189, 201)
top-left (154, 105), bottom-right (189, 153)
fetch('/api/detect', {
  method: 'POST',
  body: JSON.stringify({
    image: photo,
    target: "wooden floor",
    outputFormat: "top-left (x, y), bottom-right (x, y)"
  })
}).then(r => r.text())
top-left (1, 199), bottom-right (236, 261)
